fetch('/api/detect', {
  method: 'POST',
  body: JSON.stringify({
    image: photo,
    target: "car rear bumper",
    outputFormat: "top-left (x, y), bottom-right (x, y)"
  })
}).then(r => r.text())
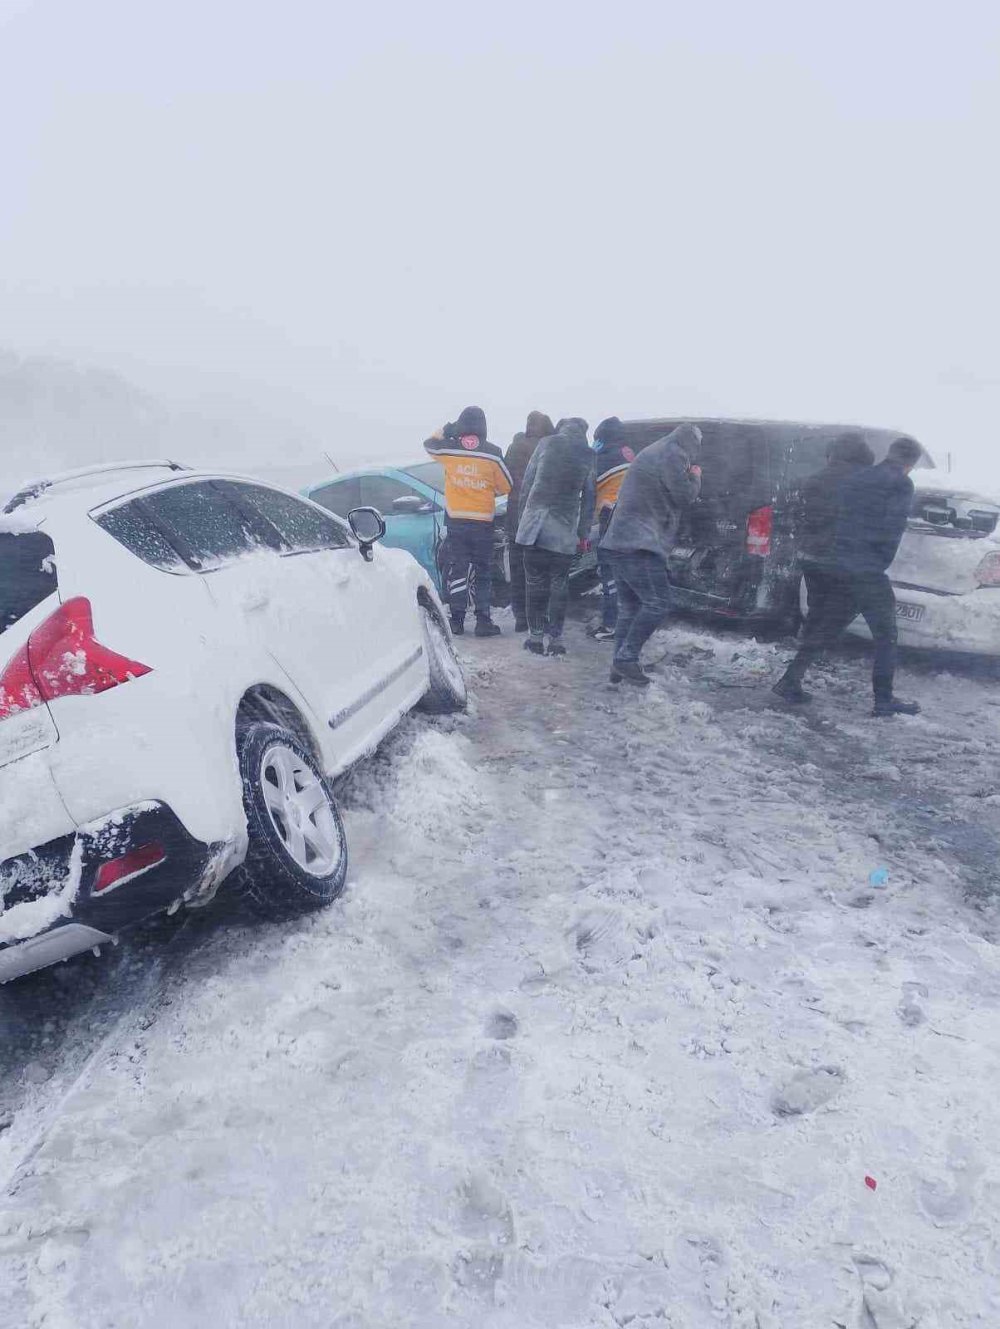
top-left (847, 585), bottom-right (1000, 656)
top-left (0, 801), bottom-right (232, 982)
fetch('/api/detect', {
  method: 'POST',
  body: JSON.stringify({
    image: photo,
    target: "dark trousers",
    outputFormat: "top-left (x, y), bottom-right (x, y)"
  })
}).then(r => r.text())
top-left (788, 567), bottom-right (898, 700)
top-left (509, 539), bottom-right (528, 624)
top-left (597, 508), bottom-right (617, 630)
top-left (611, 550), bottom-right (673, 663)
top-left (802, 562), bottom-right (835, 625)
top-left (522, 545), bottom-right (573, 639)
top-left (598, 553), bottom-right (618, 630)
top-left (446, 519), bottom-right (494, 621)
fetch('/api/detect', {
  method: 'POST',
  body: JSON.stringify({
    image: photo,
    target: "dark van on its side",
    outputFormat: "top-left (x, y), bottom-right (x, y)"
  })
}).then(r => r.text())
top-left (615, 418), bottom-right (935, 631)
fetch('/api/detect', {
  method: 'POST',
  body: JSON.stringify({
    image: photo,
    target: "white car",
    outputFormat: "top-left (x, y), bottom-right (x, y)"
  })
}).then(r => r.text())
top-left (0, 460), bottom-right (466, 982)
top-left (846, 475), bottom-right (1000, 655)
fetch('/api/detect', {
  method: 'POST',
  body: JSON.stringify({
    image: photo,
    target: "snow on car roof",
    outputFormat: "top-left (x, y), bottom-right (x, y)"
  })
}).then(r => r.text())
top-left (1, 464), bottom-right (315, 522)
top-left (1, 460), bottom-right (191, 516)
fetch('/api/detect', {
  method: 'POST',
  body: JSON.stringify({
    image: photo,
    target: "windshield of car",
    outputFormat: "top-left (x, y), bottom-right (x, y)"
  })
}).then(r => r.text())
top-left (400, 462), bottom-right (445, 493)
top-left (0, 529), bottom-right (57, 634)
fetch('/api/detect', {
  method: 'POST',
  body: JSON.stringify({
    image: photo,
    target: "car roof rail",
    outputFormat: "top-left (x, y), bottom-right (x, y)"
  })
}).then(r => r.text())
top-left (3, 459), bottom-right (190, 513)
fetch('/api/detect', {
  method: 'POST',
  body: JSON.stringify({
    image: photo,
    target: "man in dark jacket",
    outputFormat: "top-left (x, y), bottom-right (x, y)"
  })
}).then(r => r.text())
top-left (515, 418), bottom-right (595, 656)
top-left (424, 406), bottom-right (511, 637)
top-left (588, 417), bottom-right (636, 641)
top-left (796, 431), bottom-right (875, 627)
top-left (505, 411), bottom-right (555, 631)
top-left (599, 422), bottom-right (703, 685)
top-left (773, 435), bottom-right (924, 716)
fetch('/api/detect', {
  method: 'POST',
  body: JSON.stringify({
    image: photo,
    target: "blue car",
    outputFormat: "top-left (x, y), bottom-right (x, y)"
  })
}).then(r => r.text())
top-left (305, 461), bottom-right (598, 606)
top-left (304, 462), bottom-right (512, 605)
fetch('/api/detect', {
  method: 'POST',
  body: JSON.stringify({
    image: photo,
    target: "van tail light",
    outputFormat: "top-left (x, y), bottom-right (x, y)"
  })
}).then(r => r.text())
top-left (0, 597), bottom-right (151, 721)
top-left (746, 506), bottom-right (774, 557)
top-left (975, 551), bottom-right (1000, 588)
top-left (93, 841), bottom-right (166, 894)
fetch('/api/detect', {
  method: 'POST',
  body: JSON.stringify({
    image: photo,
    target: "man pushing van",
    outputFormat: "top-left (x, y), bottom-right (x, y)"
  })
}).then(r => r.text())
top-left (773, 435), bottom-right (923, 717)
top-left (599, 423), bottom-right (703, 686)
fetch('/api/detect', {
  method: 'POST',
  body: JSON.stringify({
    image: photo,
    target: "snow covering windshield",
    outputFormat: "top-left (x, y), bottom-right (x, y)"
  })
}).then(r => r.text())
top-left (0, 530), bottom-right (57, 634)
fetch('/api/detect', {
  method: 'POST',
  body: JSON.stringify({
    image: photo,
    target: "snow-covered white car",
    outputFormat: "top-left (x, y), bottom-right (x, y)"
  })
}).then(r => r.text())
top-left (0, 461), bottom-right (466, 982)
top-left (845, 474), bottom-right (1000, 655)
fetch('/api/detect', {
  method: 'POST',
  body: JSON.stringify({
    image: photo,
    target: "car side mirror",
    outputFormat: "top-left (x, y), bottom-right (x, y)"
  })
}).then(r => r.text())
top-left (348, 506), bottom-right (387, 561)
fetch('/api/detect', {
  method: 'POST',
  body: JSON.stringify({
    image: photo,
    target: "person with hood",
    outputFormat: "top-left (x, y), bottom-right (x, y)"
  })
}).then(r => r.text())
top-left (588, 416), bottom-right (636, 641)
top-left (599, 422), bottom-right (703, 685)
top-left (795, 430), bottom-right (876, 628)
top-left (505, 411), bottom-right (555, 631)
top-left (424, 406), bottom-right (512, 637)
top-left (515, 417), bottom-right (596, 656)
top-left (772, 435), bottom-right (924, 717)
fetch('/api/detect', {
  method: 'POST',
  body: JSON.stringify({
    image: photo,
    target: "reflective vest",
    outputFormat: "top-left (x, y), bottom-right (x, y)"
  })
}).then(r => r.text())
top-left (424, 435), bottom-right (512, 522)
top-left (593, 441), bottom-right (636, 517)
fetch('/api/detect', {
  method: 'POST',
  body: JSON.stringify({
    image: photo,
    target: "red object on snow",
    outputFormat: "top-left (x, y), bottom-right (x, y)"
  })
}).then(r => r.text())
top-left (865, 1176), bottom-right (878, 1191)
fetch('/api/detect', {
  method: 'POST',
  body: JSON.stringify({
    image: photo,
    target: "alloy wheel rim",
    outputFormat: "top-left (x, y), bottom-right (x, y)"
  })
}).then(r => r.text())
top-left (259, 744), bottom-right (341, 877)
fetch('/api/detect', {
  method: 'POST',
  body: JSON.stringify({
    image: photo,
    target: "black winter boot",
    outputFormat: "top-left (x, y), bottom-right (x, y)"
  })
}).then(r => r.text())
top-left (610, 660), bottom-right (650, 687)
top-left (474, 618), bottom-right (502, 638)
top-left (524, 638), bottom-right (545, 656)
top-left (450, 618), bottom-right (465, 636)
top-left (772, 670), bottom-right (812, 704)
top-left (873, 697), bottom-right (921, 718)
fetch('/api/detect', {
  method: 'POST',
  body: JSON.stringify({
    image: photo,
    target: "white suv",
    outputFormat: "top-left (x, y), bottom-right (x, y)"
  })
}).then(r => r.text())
top-left (0, 461), bottom-right (466, 982)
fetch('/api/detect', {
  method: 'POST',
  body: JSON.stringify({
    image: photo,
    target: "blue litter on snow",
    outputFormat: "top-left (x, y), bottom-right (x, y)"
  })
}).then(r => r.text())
top-left (869, 867), bottom-right (890, 888)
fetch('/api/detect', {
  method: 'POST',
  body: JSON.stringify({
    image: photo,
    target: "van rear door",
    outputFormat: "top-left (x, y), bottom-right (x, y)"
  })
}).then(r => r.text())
top-left (668, 422), bottom-right (774, 609)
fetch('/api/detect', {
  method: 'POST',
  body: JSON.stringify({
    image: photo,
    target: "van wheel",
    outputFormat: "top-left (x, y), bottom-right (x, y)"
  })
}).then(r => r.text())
top-left (236, 722), bottom-right (347, 916)
top-left (418, 605), bottom-right (468, 714)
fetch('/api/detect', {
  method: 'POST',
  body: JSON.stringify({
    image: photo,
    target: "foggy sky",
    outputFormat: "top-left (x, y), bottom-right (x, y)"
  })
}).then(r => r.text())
top-left (1, 0), bottom-right (998, 477)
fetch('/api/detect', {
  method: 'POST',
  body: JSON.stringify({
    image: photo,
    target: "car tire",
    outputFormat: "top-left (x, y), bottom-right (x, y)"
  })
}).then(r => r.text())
top-left (235, 721), bottom-right (348, 916)
top-left (418, 604), bottom-right (468, 714)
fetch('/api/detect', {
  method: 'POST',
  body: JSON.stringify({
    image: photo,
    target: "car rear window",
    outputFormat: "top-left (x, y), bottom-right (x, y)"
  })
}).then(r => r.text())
top-left (0, 530), bottom-right (57, 633)
top-left (619, 421), bottom-right (772, 511)
top-left (226, 483), bottom-right (351, 551)
top-left (96, 504), bottom-right (188, 572)
top-left (140, 481), bottom-right (279, 569)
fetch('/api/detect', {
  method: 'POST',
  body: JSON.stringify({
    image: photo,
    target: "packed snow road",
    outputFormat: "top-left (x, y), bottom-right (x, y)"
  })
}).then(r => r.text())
top-left (2, 614), bottom-right (1000, 1328)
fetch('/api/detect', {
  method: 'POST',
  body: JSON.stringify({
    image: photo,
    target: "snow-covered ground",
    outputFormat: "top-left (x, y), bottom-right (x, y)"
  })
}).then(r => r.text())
top-left (2, 614), bottom-right (1000, 1327)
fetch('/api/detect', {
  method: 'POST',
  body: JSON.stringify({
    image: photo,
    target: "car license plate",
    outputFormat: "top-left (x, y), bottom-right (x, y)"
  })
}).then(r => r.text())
top-left (896, 601), bottom-right (925, 623)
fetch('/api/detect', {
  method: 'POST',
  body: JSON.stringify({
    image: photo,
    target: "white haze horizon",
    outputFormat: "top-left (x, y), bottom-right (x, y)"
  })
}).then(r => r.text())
top-left (1, 0), bottom-right (997, 488)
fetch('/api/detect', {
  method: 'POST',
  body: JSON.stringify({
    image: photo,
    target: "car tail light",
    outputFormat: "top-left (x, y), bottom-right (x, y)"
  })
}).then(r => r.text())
top-left (93, 841), bottom-right (166, 893)
top-left (746, 506), bottom-right (773, 557)
top-left (0, 598), bottom-right (151, 722)
top-left (975, 551), bottom-right (1000, 587)
top-left (0, 645), bottom-right (43, 718)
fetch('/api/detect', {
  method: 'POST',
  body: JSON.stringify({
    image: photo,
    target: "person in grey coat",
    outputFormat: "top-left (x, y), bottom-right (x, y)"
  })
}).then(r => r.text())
top-left (515, 417), bottom-right (596, 656)
top-left (505, 411), bottom-right (555, 631)
top-left (599, 422), bottom-right (703, 685)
